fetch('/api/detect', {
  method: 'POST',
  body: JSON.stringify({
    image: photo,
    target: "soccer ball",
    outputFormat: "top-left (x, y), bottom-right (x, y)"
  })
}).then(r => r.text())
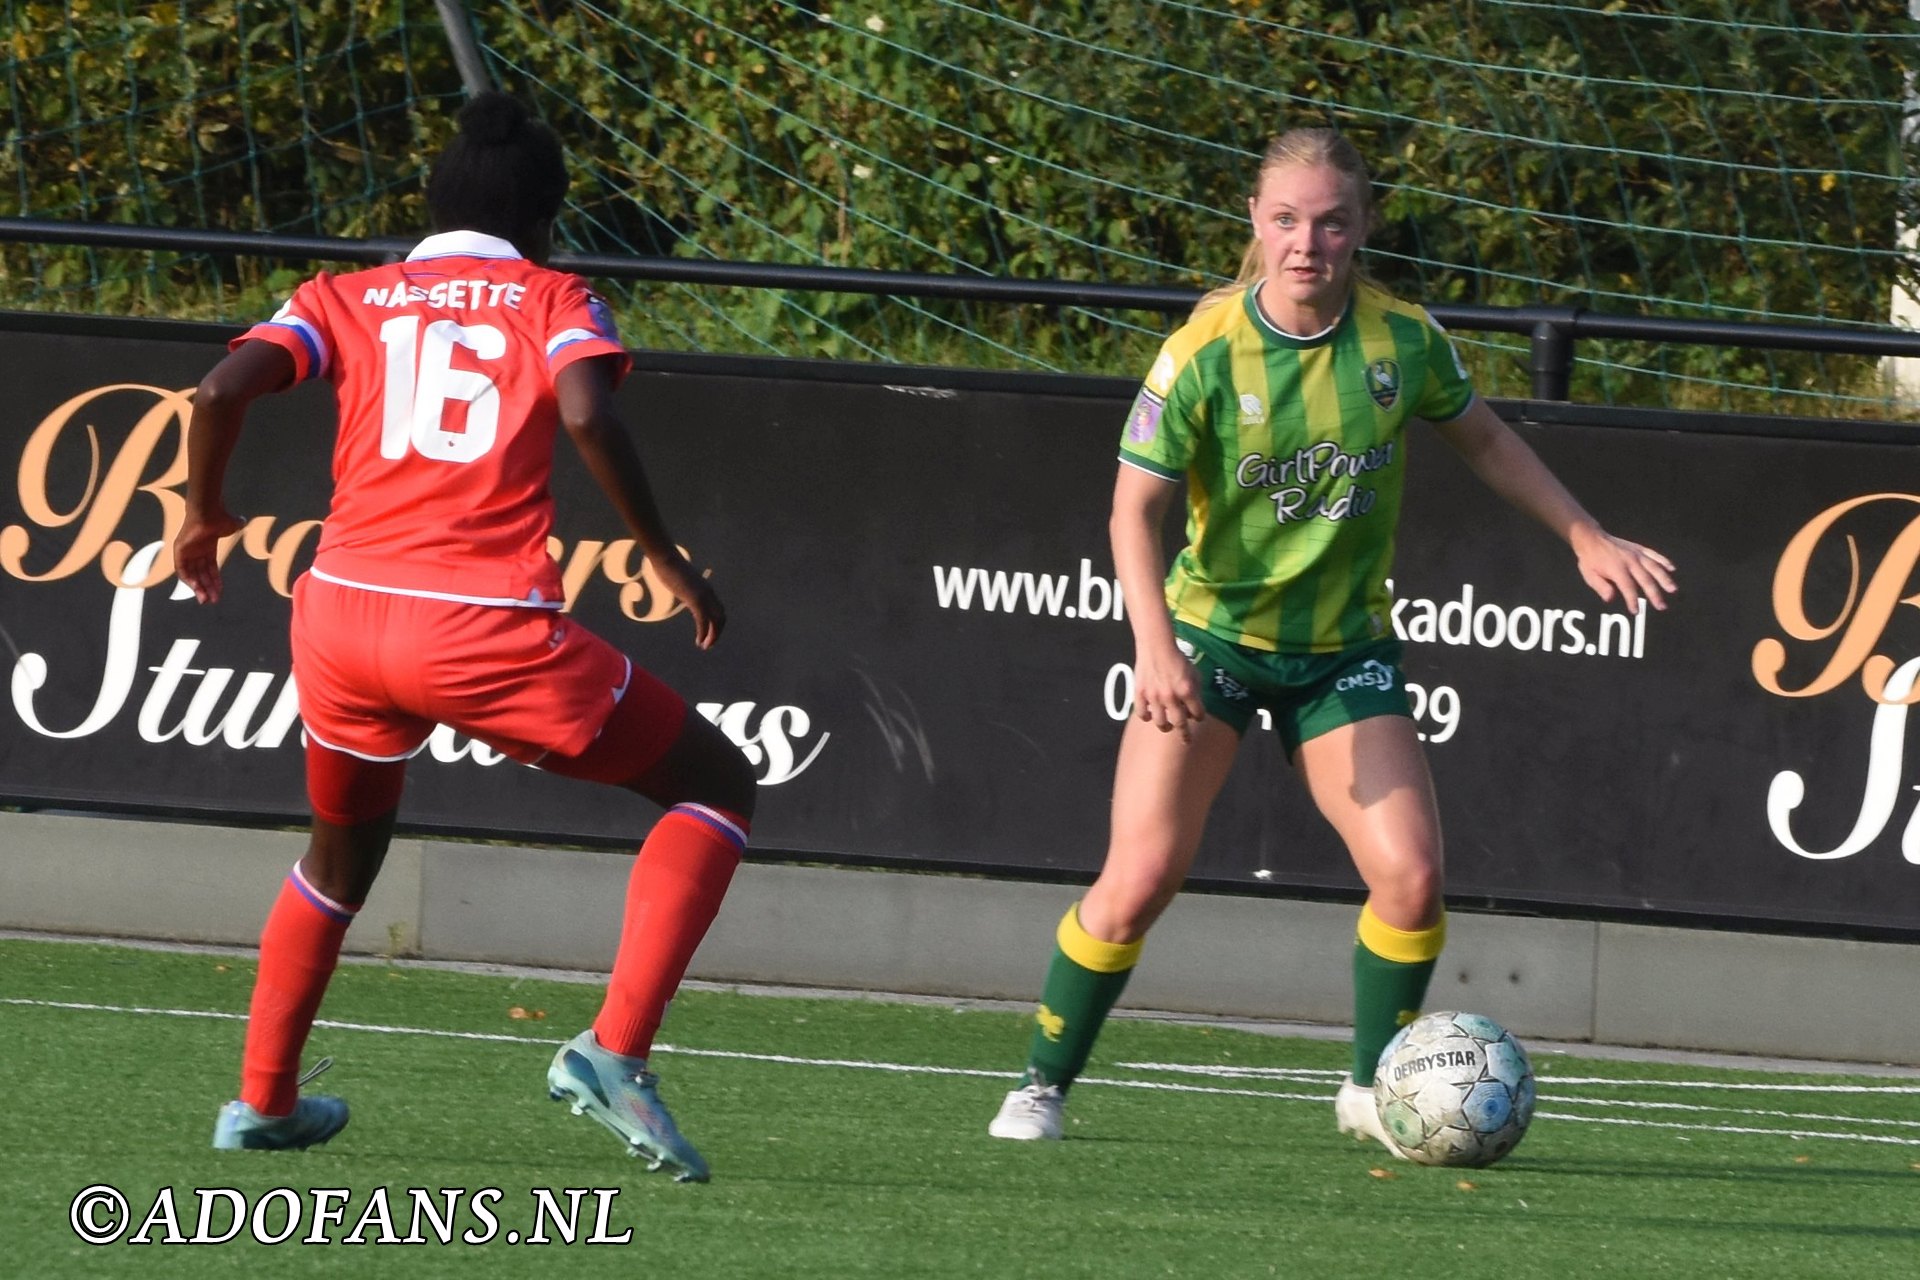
top-left (1372, 1011), bottom-right (1536, 1167)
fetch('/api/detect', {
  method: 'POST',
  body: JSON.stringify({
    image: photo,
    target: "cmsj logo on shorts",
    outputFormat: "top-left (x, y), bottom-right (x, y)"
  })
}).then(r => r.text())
top-left (1212, 669), bottom-right (1252, 702)
top-left (1335, 659), bottom-right (1395, 693)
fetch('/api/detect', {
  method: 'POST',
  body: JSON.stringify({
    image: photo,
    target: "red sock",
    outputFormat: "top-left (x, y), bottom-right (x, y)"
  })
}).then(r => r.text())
top-left (593, 804), bottom-right (748, 1059)
top-left (240, 865), bottom-right (358, 1116)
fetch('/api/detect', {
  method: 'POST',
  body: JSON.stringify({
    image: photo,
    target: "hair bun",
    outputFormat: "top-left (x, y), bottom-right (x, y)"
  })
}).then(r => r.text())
top-left (456, 91), bottom-right (528, 146)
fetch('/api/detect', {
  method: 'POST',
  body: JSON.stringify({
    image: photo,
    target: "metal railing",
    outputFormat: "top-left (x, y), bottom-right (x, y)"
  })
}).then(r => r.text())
top-left (6, 216), bottom-right (1920, 401)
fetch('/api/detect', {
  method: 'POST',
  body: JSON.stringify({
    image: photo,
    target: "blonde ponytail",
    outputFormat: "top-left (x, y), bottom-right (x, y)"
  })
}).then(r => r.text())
top-left (1192, 237), bottom-right (1264, 317)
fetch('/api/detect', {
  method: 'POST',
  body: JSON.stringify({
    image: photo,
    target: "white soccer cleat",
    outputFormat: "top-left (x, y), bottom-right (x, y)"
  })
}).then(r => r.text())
top-left (988, 1082), bottom-right (1065, 1141)
top-left (1335, 1075), bottom-right (1408, 1160)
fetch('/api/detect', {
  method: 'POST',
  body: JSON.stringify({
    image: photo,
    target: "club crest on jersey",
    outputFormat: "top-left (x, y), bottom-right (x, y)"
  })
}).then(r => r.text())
top-left (1364, 358), bottom-right (1401, 409)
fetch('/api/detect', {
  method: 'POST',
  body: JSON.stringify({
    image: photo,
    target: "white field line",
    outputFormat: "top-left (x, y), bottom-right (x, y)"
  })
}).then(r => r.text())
top-left (8, 997), bottom-right (1920, 1146)
top-left (1119, 1059), bottom-right (1920, 1131)
top-left (1114, 1063), bottom-right (1349, 1082)
top-left (1531, 1112), bottom-right (1920, 1146)
top-left (1537, 1076), bottom-right (1920, 1094)
top-left (1118, 1060), bottom-right (1920, 1095)
top-left (1543, 1094), bottom-right (1920, 1129)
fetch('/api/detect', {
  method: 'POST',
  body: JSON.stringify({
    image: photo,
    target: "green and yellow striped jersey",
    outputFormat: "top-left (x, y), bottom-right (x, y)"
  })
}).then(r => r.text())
top-left (1119, 280), bottom-right (1475, 653)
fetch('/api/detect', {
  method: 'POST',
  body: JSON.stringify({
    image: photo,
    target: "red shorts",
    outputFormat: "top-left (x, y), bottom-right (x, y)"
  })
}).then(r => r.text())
top-left (290, 574), bottom-right (684, 768)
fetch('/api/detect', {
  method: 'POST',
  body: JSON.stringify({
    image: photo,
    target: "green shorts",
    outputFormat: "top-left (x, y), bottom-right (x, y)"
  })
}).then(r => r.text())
top-left (1172, 620), bottom-right (1412, 756)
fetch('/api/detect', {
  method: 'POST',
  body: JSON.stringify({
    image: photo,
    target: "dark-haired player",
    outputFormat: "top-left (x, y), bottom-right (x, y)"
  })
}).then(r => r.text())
top-left (178, 92), bottom-right (752, 1182)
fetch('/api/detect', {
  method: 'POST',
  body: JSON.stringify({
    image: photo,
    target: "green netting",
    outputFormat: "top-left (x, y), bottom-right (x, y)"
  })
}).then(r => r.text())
top-left (1, 1), bottom-right (463, 313)
top-left (2, 1), bottom-right (1917, 413)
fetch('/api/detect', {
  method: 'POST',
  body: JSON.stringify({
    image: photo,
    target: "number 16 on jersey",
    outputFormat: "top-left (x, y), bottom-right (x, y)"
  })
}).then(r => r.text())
top-left (380, 316), bottom-right (506, 464)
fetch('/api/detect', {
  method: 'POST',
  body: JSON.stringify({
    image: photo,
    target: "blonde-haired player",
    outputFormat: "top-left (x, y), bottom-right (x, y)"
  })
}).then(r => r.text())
top-left (989, 129), bottom-right (1674, 1149)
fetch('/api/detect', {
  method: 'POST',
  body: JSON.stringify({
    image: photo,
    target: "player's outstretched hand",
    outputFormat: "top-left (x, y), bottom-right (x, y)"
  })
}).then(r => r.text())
top-left (653, 553), bottom-right (727, 650)
top-left (1572, 523), bottom-right (1676, 613)
top-left (1133, 639), bottom-right (1207, 741)
top-left (175, 508), bottom-right (245, 605)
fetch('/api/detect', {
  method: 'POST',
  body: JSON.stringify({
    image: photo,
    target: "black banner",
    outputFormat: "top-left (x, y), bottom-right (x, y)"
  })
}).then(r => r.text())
top-left (4, 316), bottom-right (1919, 934)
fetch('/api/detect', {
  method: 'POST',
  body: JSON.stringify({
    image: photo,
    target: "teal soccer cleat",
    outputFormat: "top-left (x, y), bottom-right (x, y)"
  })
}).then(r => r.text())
top-left (547, 1029), bottom-right (710, 1182)
top-left (212, 1056), bottom-right (348, 1151)
top-left (212, 1096), bottom-right (350, 1150)
top-left (212, 1058), bottom-right (348, 1151)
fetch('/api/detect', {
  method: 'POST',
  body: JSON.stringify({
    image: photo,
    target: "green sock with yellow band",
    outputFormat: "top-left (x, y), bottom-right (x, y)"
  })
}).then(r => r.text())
top-left (1023, 903), bottom-right (1142, 1092)
top-left (1350, 903), bottom-right (1447, 1086)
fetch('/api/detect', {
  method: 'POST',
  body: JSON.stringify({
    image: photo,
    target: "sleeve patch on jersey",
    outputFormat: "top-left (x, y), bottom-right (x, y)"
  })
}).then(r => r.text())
top-left (585, 292), bottom-right (621, 342)
top-left (1126, 387), bottom-right (1166, 444)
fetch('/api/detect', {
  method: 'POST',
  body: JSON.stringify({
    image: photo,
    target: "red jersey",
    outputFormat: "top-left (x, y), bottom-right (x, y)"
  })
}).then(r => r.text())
top-left (237, 230), bottom-right (633, 606)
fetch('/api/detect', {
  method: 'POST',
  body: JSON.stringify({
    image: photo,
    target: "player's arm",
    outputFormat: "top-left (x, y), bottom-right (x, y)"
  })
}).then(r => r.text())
top-left (1431, 396), bottom-right (1675, 611)
top-left (555, 353), bottom-right (725, 650)
top-left (177, 339), bottom-right (297, 605)
top-left (1112, 462), bottom-right (1205, 737)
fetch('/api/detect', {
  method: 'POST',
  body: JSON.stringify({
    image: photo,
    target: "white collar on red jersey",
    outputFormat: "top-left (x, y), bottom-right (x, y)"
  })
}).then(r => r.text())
top-left (406, 230), bottom-right (523, 262)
